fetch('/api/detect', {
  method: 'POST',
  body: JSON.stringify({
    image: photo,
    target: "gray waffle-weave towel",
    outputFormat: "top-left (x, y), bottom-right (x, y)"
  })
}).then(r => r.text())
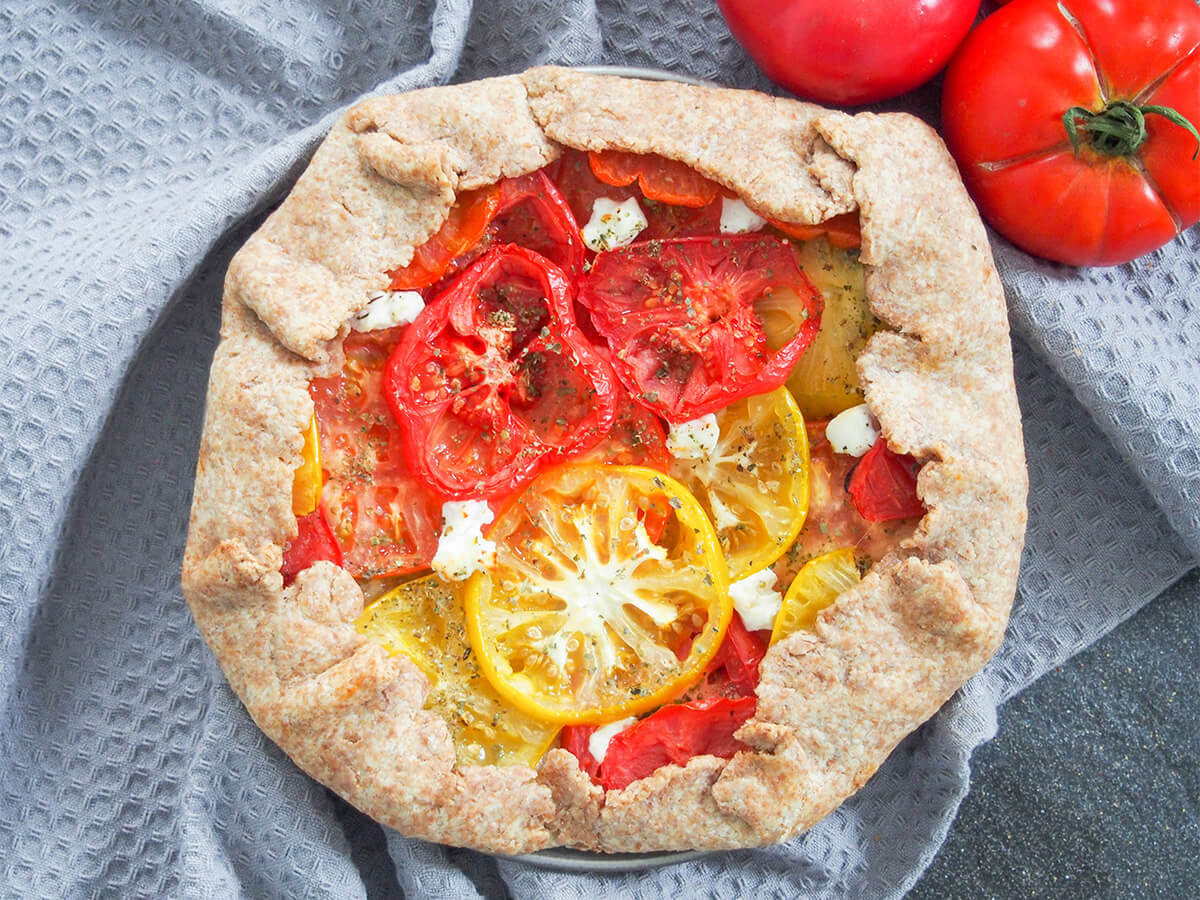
top-left (1, 1), bottom-right (1195, 897)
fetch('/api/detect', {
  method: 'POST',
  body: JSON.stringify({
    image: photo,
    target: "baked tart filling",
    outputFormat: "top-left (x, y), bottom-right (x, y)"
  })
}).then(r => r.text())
top-left (286, 150), bottom-right (926, 786)
top-left (183, 68), bottom-right (1025, 854)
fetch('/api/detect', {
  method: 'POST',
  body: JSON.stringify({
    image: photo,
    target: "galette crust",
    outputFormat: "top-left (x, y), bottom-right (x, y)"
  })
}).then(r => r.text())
top-left (182, 67), bottom-right (1027, 854)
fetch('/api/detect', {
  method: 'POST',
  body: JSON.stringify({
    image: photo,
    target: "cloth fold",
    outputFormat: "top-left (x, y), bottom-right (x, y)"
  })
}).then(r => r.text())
top-left (1, 2), bottom-right (1194, 897)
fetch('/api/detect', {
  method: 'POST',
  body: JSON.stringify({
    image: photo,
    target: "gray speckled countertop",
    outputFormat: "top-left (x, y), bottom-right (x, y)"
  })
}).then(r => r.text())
top-left (911, 569), bottom-right (1199, 898)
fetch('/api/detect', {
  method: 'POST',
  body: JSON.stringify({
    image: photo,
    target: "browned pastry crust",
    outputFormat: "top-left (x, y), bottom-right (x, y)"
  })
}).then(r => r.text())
top-left (182, 67), bottom-right (1027, 854)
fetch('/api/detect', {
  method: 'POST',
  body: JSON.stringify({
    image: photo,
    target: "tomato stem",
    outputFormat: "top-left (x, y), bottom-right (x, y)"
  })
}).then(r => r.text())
top-left (1063, 100), bottom-right (1200, 161)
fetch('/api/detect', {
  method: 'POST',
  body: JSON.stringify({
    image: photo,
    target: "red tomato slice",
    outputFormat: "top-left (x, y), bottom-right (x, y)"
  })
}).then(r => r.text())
top-left (847, 437), bottom-right (925, 522)
top-left (571, 387), bottom-right (670, 471)
top-left (385, 245), bottom-right (618, 500)
top-left (388, 171), bottom-right (583, 290)
top-left (388, 185), bottom-right (501, 290)
top-left (550, 150), bottom-right (724, 241)
top-left (281, 509), bottom-right (344, 586)
top-left (561, 696), bottom-right (756, 792)
top-left (589, 150), bottom-right (722, 208)
top-left (770, 212), bottom-right (862, 249)
top-left (700, 612), bottom-right (769, 699)
top-left (579, 236), bottom-right (823, 422)
top-left (479, 171), bottom-right (586, 276)
top-left (311, 329), bottom-right (442, 578)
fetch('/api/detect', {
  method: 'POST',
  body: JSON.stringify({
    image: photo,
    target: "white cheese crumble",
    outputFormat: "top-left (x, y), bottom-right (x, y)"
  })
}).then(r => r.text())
top-left (825, 403), bottom-right (880, 457)
top-left (431, 500), bottom-right (496, 581)
top-left (719, 197), bottom-right (767, 234)
top-left (666, 413), bottom-right (720, 461)
top-left (588, 717), bottom-right (637, 764)
top-left (582, 197), bottom-right (647, 252)
top-left (729, 568), bottom-right (783, 633)
top-left (350, 290), bottom-right (425, 332)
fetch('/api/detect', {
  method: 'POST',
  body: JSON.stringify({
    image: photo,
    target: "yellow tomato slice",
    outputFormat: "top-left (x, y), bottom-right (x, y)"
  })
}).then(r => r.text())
top-left (757, 237), bottom-right (879, 419)
top-left (464, 464), bottom-right (732, 725)
top-left (355, 575), bottom-right (560, 767)
top-left (669, 387), bottom-right (810, 580)
top-left (770, 547), bottom-right (861, 644)
top-left (291, 414), bottom-right (322, 516)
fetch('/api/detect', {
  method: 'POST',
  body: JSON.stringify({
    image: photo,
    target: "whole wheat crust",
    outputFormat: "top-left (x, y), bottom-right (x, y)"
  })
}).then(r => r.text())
top-left (182, 67), bottom-right (1027, 854)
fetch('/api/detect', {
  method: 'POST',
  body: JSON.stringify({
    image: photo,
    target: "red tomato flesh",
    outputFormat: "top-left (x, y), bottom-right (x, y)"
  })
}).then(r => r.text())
top-left (388, 171), bottom-right (584, 289)
top-left (579, 236), bottom-right (823, 423)
top-left (550, 150), bottom-right (725, 242)
top-left (385, 245), bottom-right (618, 500)
top-left (589, 150), bottom-right (721, 208)
top-left (281, 509), bottom-right (344, 586)
top-left (311, 329), bottom-right (442, 579)
top-left (847, 437), bottom-right (925, 523)
top-left (562, 697), bottom-right (756, 792)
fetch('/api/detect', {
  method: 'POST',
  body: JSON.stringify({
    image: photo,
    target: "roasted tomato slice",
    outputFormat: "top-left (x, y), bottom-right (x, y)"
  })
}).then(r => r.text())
top-left (356, 576), bottom-right (560, 767)
top-left (571, 387), bottom-right (670, 471)
top-left (848, 437), bottom-right (925, 522)
top-left (281, 509), bottom-right (343, 586)
top-left (771, 423), bottom-right (919, 588)
top-left (579, 236), bottom-right (823, 422)
top-left (385, 246), bottom-right (618, 500)
top-left (464, 464), bottom-right (732, 724)
top-left (771, 547), bottom-right (861, 644)
top-left (550, 150), bottom-right (723, 241)
top-left (769, 212), bottom-right (862, 249)
top-left (311, 329), bottom-right (442, 579)
top-left (588, 150), bottom-right (722, 208)
top-left (388, 171), bottom-right (584, 290)
top-left (387, 185), bottom-right (501, 290)
top-left (561, 696), bottom-right (756, 791)
top-left (686, 611), bottom-right (768, 701)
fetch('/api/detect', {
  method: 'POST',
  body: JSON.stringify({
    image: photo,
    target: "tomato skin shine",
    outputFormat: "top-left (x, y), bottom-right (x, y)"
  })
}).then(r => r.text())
top-left (718, 0), bottom-right (980, 105)
top-left (942, 0), bottom-right (1200, 265)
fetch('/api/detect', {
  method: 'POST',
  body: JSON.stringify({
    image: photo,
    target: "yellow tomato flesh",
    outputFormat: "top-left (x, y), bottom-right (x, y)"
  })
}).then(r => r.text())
top-left (669, 387), bottom-right (810, 580)
top-left (291, 414), bottom-right (322, 516)
top-left (770, 547), bottom-right (861, 644)
top-left (464, 464), bottom-right (732, 725)
top-left (757, 237), bottom-right (878, 419)
top-left (355, 575), bottom-right (560, 767)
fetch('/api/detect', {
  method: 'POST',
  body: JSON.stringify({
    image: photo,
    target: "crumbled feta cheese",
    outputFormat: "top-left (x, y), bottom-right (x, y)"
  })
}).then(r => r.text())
top-left (588, 716), bottom-right (637, 764)
top-left (719, 197), bottom-right (767, 234)
top-left (825, 404), bottom-right (880, 457)
top-left (666, 413), bottom-right (720, 461)
top-left (350, 290), bottom-right (425, 332)
top-left (729, 568), bottom-right (783, 633)
top-left (582, 197), bottom-right (647, 252)
top-left (431, 500), bottom-right (496, 581)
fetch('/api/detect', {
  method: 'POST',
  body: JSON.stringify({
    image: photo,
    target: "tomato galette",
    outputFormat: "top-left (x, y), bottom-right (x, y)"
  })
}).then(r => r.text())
top-left (182, 68), bottom-right (1027, 854)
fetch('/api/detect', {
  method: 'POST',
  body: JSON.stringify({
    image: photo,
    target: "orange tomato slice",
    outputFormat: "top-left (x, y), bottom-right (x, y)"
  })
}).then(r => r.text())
top-left (387, 183), bottom-right (502, 290)
top-left (464, 464), bottom-right (732, 724)
top-left (770, 211), bottom-right (862, 249)
top-left (588, 150), bottom-right (721, 208)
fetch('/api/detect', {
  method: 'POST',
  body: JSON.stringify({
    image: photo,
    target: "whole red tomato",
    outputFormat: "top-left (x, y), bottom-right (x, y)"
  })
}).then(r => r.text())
top-left (942, 0), bottom-right (1200, 266)
top-left (716, 0), bottom-right (981, 105)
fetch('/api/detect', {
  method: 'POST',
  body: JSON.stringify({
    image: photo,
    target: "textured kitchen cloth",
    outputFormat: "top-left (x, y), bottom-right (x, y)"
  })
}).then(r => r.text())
top-left (0, 2), bottom-right (1196, 898)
